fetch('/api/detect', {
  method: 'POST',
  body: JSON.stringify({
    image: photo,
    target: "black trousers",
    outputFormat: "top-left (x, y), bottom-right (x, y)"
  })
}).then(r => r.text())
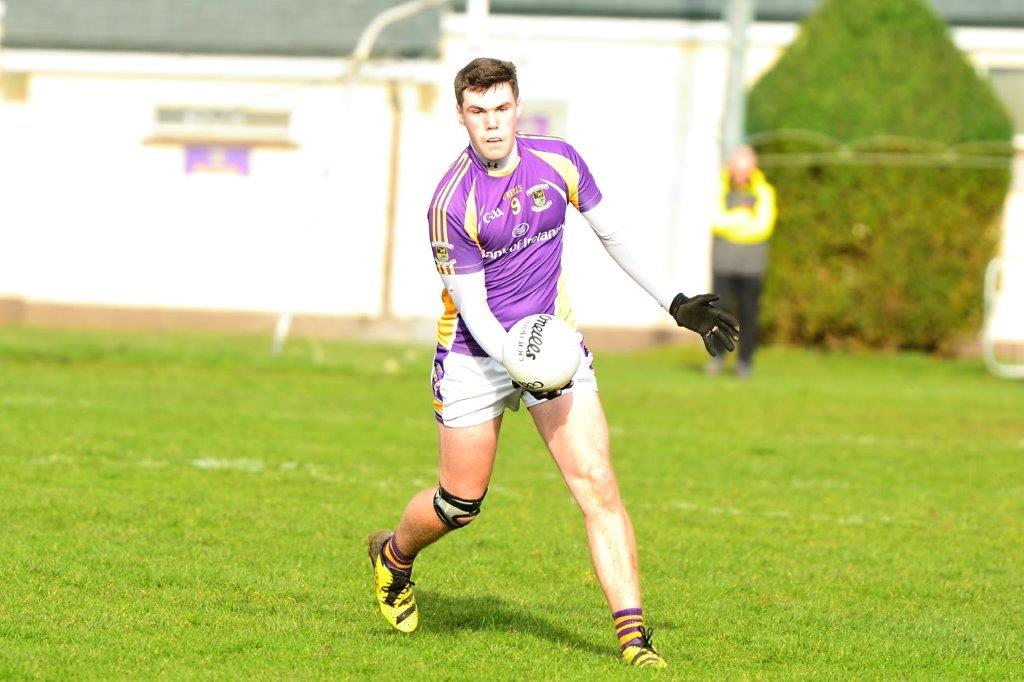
top-left (712, 273), bottom-right (763, 365)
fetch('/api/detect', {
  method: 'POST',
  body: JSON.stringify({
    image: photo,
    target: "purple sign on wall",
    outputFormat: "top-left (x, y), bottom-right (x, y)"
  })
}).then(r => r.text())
top-left (518, 102), bottom-right (566, 138)
top-left (185, 146), bottom-right (250, 175)
top-left (519, 112), bottom-right (552, 136)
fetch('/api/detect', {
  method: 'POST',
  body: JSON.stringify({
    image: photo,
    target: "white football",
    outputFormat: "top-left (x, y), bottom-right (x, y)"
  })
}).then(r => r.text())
top-left (502, 314), bottom-right (582, 393)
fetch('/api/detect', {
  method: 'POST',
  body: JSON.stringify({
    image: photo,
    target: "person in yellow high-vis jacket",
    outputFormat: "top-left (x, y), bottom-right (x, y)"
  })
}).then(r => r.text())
top-left (710, 145), bottom-right (777, 377)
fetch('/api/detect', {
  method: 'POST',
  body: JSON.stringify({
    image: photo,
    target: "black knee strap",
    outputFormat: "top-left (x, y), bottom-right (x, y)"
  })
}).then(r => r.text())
top-left (433, 485), bottom-right (486, 529)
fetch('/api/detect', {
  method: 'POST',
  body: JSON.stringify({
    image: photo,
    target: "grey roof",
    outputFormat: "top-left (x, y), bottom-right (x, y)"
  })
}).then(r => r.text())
top-left (2, 0), bottom-right (443, 58)
top-left (4, 0), bottom-right (1020, 58)
top-left (460, 0), bottom-right (1024, 27)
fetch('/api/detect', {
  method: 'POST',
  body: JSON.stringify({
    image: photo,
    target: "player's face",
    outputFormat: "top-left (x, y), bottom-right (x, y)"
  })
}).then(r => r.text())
top-left (457, 82), bottom-right (520, 162)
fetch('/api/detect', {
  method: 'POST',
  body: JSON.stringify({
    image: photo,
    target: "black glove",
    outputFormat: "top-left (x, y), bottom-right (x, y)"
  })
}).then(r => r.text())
top-left (511, 379), bottom-right (573, 401)
top-left (669, 293), bottom-right (740, 357)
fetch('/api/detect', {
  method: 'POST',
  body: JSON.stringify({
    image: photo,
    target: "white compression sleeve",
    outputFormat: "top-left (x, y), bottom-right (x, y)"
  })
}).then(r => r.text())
top-left (582, 202), bottom-right (677, 311)
top-left (438, 270), bottom-right (507, 361)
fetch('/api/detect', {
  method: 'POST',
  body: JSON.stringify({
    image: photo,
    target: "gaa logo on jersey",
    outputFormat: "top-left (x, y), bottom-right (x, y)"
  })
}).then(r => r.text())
top-left (527, 183), bottom-right (552, 213)
top-left (483, 207), bottom-right (504, 224)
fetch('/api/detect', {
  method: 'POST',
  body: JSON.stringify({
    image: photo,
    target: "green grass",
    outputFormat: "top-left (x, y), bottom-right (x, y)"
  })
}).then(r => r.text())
top-left (1, 326), bottom-right (1022, 679)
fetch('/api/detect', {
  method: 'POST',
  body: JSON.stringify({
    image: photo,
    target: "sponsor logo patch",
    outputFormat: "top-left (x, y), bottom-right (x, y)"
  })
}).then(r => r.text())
top-left (482, 224), bottom-right (562, 260)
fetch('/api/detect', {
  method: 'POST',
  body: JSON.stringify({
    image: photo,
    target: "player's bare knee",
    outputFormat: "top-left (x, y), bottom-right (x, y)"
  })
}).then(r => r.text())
top-left (433, 485), bottom-right (486, 529)
top-left (571, 465), bottom-right (622, 516)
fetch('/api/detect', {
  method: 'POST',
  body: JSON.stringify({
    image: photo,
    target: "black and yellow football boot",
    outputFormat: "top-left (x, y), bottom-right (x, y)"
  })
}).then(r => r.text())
top-left (621, 627), bottom-right (668, 669)
top-left (366, 530), bottom-right (418, 633)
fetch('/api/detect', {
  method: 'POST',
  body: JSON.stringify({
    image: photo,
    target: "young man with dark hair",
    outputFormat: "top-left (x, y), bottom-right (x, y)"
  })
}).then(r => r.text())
top-left (368, 57), bottom-right (739, 669)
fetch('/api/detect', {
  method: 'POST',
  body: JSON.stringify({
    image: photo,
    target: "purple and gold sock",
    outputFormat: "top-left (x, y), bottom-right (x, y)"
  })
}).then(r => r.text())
top-left (382, 534), bottom-right (415, 575)
top-left (613, 607), bottom-right (645, 650)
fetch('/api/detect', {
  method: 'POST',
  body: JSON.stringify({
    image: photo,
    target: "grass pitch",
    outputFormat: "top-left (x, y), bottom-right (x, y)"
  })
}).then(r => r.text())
top-left (1, 327), bottom-right (1022, 679)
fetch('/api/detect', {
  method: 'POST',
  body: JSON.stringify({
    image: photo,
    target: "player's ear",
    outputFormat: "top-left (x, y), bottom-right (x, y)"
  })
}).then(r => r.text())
top-left (455, 103), bottom-right (466, 127)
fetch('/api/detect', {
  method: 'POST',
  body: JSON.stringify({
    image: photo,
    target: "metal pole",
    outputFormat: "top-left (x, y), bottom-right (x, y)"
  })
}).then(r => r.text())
top-left (466, 0), bottom-right (490, 54)
top-left (381, 81), bottom-right (402, 320)
top-left (722, 0), bottom-right (755, 161)
top-left (0, 2), bottom-right (6, 82)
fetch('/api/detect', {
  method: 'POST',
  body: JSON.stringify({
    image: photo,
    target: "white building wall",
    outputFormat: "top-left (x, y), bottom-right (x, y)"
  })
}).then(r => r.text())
top-left (0, 71), bottom-right (399, 316)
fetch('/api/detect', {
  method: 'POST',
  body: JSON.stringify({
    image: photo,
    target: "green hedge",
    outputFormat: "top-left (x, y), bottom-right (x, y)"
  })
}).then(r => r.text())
top-left (747, 0), bottom-right (1013, 351)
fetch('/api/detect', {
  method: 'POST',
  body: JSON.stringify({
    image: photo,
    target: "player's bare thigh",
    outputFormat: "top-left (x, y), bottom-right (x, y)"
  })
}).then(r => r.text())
top-left (437, 414), bottom-right (503, 498)
top-left (528, 390), bottom-right (612, 478)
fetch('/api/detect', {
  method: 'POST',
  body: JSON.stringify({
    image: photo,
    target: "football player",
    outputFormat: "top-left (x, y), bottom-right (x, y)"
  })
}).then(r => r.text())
top-left (369, 57), bottom-right (738, 669)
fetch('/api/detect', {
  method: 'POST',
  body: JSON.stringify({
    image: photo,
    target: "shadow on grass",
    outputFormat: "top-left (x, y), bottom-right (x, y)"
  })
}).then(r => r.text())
top-left (417, 590), bottom-right (612, 658)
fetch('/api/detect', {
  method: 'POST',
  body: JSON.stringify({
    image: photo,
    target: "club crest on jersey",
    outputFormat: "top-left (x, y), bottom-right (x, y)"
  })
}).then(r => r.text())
top-left (527, 183), bottom-right (552, 213)
top-left (432, 240), bottom-right (453, 263)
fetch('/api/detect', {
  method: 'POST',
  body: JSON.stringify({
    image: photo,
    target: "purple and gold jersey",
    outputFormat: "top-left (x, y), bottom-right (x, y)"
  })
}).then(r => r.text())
top-left (428, 135), bottom-right (603, 356)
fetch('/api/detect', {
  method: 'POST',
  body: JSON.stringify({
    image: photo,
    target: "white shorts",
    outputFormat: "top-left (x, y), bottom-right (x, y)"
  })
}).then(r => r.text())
top-left (431, 337), bottom-right (598, 428)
